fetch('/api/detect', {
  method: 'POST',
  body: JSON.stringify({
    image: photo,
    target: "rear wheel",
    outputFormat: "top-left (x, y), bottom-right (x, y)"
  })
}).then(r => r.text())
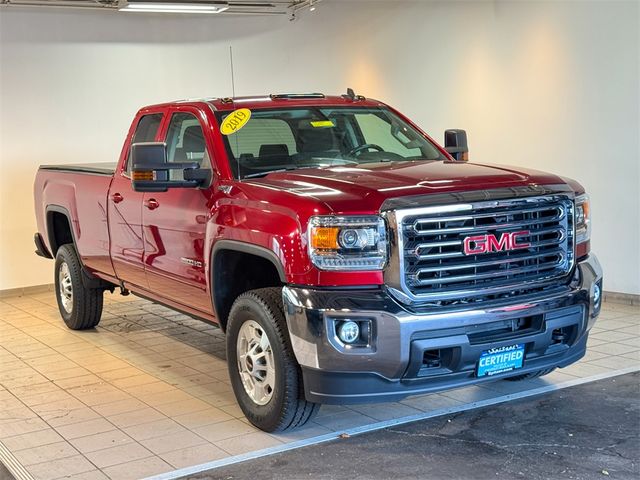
top-left (503, 368), bottom-right (555, 381)
top-left (226, 287), bottom-right (319, 432)
top-left (54, 244), bottom-right (103, 330)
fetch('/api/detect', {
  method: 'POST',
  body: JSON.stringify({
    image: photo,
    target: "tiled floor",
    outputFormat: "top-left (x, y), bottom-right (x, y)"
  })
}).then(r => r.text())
top-left (0, 290), bottom-right (638, 480)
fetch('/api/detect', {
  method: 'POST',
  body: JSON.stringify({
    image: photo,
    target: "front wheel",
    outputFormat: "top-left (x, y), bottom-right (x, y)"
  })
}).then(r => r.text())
top-left (54, 244), bottom-right (103, 330)
top-left (226, 287), bottom-right (319, 432)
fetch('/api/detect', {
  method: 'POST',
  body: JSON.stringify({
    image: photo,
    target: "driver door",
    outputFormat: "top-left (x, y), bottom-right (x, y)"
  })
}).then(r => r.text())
top-left (142, 107), bottom-right (214, 312)
top-left (108, 110), bottom-right (166, 289)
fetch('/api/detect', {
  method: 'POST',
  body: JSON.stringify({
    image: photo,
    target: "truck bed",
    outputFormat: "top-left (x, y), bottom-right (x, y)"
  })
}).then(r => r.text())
top-left (39, 162), bottom-right (116, 176)
top-left (34, 163), bottom-right (117, 278)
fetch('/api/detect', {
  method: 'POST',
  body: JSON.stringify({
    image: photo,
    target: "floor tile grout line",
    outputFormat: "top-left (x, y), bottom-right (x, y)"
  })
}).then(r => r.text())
top-left (142, 365), bottom-right (640, 480)
top-left (0, 296), bottom-right (256, 472)
top-left (0, 298), bottom-right (230, 435)
top-left (1, 295), bottom-right (638, 478)
top-left (0, 440), bottom-right (36, 480)
top-left (2, 382), bottom-right (223, 459)
top-left (0, 304), bottom-right (199, 476)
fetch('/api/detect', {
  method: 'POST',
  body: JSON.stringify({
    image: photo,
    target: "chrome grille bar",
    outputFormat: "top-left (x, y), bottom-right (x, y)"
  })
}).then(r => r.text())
top-left (410, 248), bottom-right (565, 275)
top-left (411, 261), bottom-right (563, 286)
top-left (405, 217), bottom-right (562, 235)
top-left (411, 205), bottom-right (565, 230)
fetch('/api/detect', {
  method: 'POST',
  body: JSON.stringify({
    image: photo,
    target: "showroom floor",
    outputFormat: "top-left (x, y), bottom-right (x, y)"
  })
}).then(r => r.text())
top-left (0, 290), bottom-right (637, 480)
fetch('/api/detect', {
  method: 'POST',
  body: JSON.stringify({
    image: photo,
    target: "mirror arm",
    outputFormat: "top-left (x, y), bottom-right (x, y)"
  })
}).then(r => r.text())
top-left (132, 179), bottom-right (200, 193)
top-left (184, 168), bottom-right (212, 187)
top-left (133, 161), bottom-right (199, 172)
top-left (444, 147), bottom-right (466, 154)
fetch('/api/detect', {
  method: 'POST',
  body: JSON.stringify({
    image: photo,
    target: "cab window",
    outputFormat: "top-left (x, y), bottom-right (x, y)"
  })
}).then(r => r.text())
top-left (166, 113), bottom-right (210, 165)
top-left (164, 112), bottom-right (212, 181)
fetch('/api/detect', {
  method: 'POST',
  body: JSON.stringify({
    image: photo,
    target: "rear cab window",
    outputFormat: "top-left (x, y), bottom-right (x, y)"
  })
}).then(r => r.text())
top-left (227, 119), bottom-right (297, 158)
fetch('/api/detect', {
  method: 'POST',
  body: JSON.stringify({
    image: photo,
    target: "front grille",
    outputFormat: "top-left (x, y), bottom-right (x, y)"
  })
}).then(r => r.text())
top-left (396, 196), bottom-right (574, 305)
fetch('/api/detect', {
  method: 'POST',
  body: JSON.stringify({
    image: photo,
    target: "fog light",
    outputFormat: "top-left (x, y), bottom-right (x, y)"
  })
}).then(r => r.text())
top-left (593, 283), bottom-right (601, 308)
top-left (337, 321), bottom-right (360, 344)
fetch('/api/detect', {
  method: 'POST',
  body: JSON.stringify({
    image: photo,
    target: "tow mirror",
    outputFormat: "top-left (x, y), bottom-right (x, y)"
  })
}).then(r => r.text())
top-left (444, 129), bottom-right (469, 162)
top-left (130, 142), bottom-right (210, 192)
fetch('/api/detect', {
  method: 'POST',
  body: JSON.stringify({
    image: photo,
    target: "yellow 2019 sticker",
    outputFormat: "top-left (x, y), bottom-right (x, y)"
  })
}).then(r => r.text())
top-left (310, 120), bottom-right (335, 128)
top-left (220, 108), bottom-right (251, 135)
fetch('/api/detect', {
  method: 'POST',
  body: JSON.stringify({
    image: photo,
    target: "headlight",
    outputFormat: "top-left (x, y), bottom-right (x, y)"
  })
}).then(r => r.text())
top-left (575, 193), bottom-right (591, 244)
top-left (308, 215), bottom-right (387, 270)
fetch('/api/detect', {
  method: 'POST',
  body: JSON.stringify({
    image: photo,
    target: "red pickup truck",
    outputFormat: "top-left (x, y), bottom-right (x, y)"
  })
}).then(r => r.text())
top-left (34, 92), bottom-right (603, 432)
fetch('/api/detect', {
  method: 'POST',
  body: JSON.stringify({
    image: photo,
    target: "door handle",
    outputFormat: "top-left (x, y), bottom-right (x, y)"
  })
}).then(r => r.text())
top-left (111, 193), bottom-right (124, 203)
top-left (144, 198), bottom-right (160, 210)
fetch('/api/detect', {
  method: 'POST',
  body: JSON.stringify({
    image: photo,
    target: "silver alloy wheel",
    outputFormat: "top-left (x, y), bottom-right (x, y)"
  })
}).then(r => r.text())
top-left (58, 262), bottom-right (73, 314)
top-left (236, 319), bottom-right (275, 406)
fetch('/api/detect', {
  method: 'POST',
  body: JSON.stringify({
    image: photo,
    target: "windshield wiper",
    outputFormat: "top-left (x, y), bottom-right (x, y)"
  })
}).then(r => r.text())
top-left (243, 168), bottom-right (295, 179)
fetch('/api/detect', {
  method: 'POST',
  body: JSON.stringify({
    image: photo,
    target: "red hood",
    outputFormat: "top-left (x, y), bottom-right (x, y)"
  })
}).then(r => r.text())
top-left (246, 160), bottom-right (570, 214)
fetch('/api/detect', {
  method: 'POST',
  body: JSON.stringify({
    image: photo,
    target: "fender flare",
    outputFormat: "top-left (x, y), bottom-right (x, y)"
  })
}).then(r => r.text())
top-left (45, 205), bottom-right (78, 255)
top-left (209, 240), bottom-right (287, 329)
top-left (210, 240), bottom-right (287, 283)
top-left (45, 205), bottom-right (112, 290)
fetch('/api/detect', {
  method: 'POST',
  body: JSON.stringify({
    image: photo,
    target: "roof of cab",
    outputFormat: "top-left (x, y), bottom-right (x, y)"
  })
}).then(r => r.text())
top-left (140, 93), bottom-right (386, 112)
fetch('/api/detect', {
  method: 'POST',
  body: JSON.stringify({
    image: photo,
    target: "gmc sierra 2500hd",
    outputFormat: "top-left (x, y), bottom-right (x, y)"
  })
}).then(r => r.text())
top-left (34, 91), bottom-right (603, 432)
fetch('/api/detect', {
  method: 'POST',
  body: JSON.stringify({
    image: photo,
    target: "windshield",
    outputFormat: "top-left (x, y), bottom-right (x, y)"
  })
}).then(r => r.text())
top-left (217, 107), bottom-right (446, 179)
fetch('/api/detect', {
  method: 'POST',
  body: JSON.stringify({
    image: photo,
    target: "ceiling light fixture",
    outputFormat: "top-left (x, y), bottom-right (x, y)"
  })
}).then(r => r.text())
top-left (119, 0), bottom-right (229, 14)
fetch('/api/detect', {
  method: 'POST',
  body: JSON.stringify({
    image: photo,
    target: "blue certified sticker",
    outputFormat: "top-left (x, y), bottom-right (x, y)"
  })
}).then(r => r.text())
top-left (477, 344), bottom-right (525, 377)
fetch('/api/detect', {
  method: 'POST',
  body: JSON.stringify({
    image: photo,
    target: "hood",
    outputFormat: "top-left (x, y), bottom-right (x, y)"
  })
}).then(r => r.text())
top-left (247, 160), bottom-right (570, 214)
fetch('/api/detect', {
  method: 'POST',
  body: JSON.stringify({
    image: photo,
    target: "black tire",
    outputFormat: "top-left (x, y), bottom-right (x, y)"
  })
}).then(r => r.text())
top-left (54, 244), bottom-right (103, 330)
top-left (226, 287), bottom-right (319, 432)
top-left (503, 368), bottom-right (555, 381)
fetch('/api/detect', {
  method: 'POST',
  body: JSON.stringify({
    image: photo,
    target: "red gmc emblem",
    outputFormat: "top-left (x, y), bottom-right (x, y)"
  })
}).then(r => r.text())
top-left (463, 231), bottom-right (531, 255)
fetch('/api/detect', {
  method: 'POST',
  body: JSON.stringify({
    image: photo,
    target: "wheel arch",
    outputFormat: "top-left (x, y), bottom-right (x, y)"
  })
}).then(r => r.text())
top-left (210, 240), bottom-right (286, 332)
top-left (46, 205), bottom-right (112, 290)
top-left (45, 205), bottom-right (77, 256)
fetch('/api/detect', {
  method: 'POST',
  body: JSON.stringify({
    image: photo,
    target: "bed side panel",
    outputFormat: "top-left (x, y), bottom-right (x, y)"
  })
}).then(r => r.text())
top-left (37, 170), bottom-right (116, 278)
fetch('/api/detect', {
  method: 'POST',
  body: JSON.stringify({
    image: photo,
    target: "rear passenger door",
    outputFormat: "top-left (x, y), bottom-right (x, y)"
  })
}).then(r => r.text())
top-left (108, 111), bottom-right (165, 289)
top-left (141, 107), bottom-right (214, 312)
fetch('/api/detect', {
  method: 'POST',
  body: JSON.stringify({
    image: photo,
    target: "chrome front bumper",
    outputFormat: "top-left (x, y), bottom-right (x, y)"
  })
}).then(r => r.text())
top-left (283, 254), bottom-right (603, 404)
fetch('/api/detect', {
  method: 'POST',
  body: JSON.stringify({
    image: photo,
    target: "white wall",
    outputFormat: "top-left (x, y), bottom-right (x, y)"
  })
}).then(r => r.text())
top-left (1, 0), bottom-right (638, 294)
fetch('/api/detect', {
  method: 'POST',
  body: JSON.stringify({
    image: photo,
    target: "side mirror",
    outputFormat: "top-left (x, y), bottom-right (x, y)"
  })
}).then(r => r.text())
top-left (444, 129), bottom-right (469, 162)
top-left (130, 142), bottom-right (210, 192)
